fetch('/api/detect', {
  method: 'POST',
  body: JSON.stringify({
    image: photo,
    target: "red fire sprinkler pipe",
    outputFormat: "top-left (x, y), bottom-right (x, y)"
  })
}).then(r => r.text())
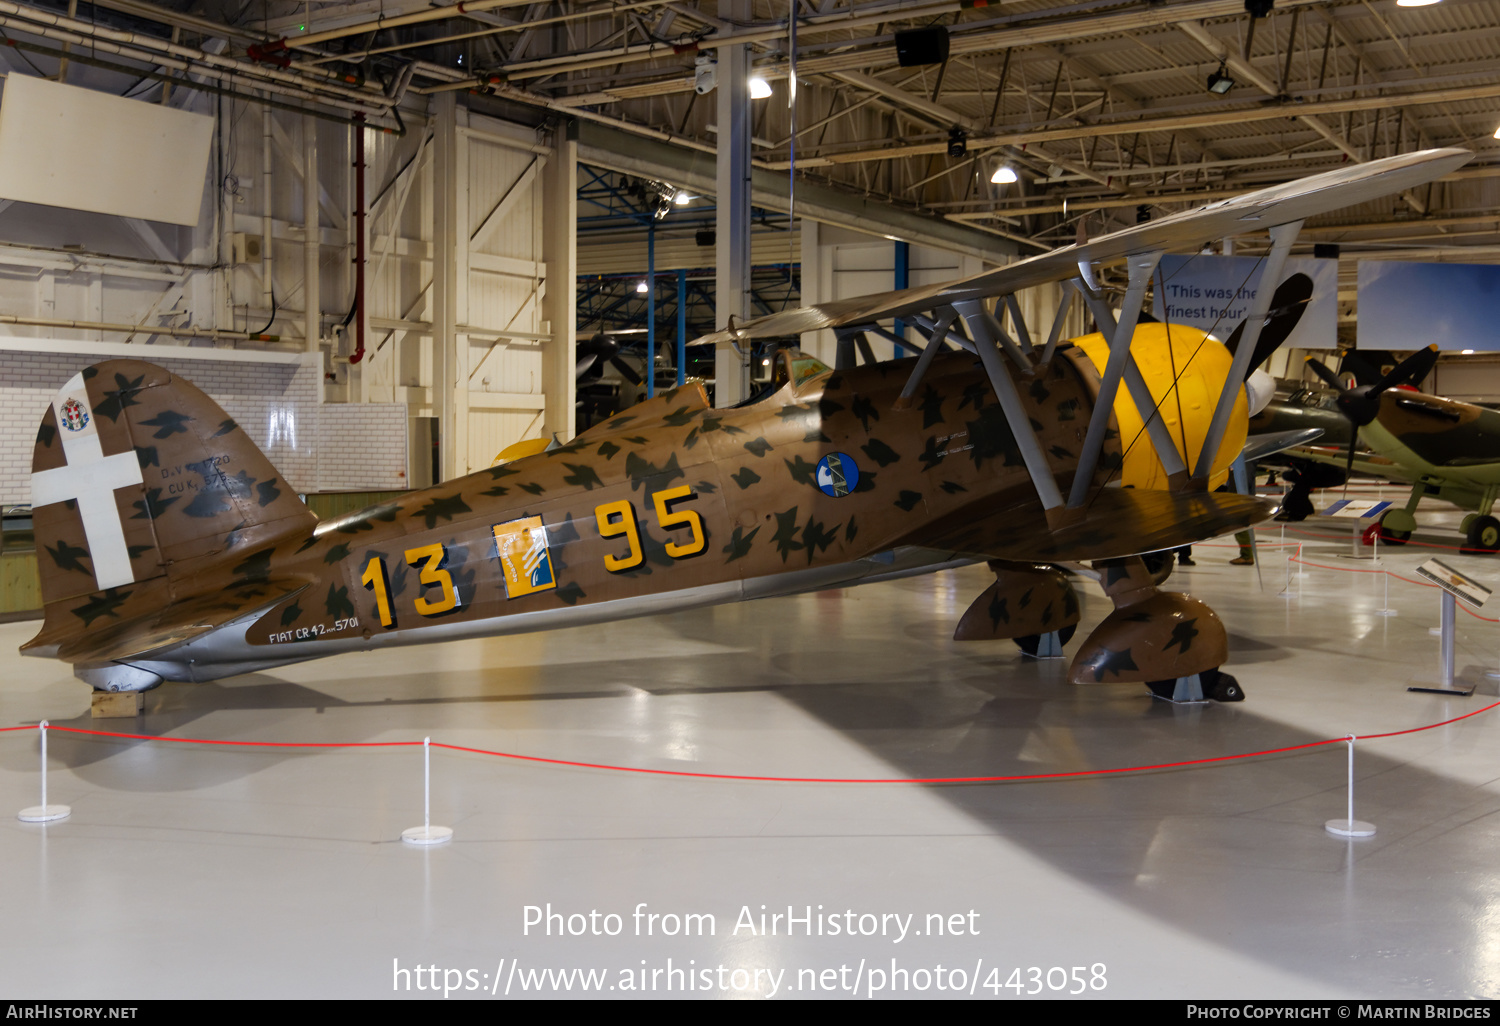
top-left (350, 112), bottom-right (368, 364)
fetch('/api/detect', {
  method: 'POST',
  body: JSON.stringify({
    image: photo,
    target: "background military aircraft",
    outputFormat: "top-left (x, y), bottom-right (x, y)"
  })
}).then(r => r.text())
top-left (1294, 346), bottom-right (1500, 552)
top-left (23, 148), bottom-right (1471, 708)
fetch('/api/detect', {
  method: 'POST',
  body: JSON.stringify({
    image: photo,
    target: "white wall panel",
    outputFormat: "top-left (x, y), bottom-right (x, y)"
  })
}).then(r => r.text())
top-left (0, 75), bottom-right (212, 226)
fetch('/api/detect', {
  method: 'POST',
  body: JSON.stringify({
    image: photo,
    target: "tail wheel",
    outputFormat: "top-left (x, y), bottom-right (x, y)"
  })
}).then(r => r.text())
top-left (1145, 669), bottom-right (1245, 702)
top-left (1203, 669), bottom-right (1245, 702)
top-left (1378, 511), bottom-right (1411, 546)
top-left (1462, 515), bottom-right (1500, 555)
top-left (1013, 623), bottom-right (1077, 655)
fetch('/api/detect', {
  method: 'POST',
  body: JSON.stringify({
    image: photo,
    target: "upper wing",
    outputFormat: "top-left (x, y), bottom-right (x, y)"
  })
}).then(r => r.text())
top-left (694, 148), bottom-right (1471, 346)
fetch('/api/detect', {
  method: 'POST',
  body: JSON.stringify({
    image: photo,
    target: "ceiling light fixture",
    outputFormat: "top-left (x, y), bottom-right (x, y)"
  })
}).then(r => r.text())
top-left (1395, 0), bottom-right (1441, 6)
top-left (990, 165), bottom-right (1018, 184)
top-left (1207, 63), bottom-right (1235, 95)
top-left (635, 281), bottom-right (648, 294)
top-left (947, 127), bottom-right (967, 158)
top-left (749, 75), bottom-right (772, 99)
top-left (674, 192), bottom-right (692, 205)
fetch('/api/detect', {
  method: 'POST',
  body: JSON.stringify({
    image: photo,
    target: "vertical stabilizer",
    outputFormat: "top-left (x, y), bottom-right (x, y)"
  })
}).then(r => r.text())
top-left (25, 359), bottom-right (316, 655)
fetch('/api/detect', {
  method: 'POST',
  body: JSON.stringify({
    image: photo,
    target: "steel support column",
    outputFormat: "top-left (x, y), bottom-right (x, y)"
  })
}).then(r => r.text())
top-left (302, 113), bottom-right (319, 353)
top-left (647, 220), bottom-right (656, 398)
top-left (542, 124), bottom-right (578, 441)
top-left (675, 267), bottom-right (687, 386)
top-left (713, 0), bottom-right (752, 407)
top-left (892, 239), bottom-right (910, 352)
top-left (431, 90), bottom-right (459, 479)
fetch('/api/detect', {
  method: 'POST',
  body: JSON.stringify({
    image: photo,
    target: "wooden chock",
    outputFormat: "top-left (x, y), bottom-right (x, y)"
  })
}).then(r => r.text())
top-left (91, 691), bottom-right (144, 718)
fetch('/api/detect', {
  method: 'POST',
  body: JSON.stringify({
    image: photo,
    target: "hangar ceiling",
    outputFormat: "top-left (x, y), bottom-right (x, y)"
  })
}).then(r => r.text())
top-left (1, 0), bottom-right (1491, 260)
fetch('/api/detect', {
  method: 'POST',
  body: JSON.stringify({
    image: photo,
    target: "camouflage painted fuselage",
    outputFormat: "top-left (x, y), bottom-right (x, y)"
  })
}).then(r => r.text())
top-left (26, 349), bottom-right (1133, 679)
top-left (27, 345), bottom-right (1268, 683)
top-left (1363, 390), bottom-right (1500, 490)
top-left (202, 349), bottom-right (1121, 679)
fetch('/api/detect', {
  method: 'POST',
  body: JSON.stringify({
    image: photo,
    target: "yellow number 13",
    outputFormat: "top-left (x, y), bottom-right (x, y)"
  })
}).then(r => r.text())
top-left (405, 543), bottom-right (459, 615)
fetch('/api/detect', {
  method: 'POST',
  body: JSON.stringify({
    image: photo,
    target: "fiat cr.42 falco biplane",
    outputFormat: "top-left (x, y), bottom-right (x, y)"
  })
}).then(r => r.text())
top-left (23, 148), bottom-right (1470, 706)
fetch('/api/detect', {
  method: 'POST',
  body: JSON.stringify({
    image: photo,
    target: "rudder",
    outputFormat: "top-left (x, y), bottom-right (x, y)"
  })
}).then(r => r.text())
top-left (25, 359), bottom-right (315, 655)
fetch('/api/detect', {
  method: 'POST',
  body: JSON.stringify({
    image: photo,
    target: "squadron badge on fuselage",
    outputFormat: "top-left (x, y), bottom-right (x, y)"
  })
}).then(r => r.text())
top-left (815, 453), bottom-right (859, 498)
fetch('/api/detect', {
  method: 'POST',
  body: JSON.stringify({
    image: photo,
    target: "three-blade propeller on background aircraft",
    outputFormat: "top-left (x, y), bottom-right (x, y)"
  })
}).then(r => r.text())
top-left (576, 332), bottom-right (645, 386)
top-left (1304, 344), bottom-right (1441, 483)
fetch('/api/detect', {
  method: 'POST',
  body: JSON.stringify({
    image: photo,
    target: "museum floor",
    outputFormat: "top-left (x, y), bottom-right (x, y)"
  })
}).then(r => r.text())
top-left (4, 506), bottom-right (1500, 999)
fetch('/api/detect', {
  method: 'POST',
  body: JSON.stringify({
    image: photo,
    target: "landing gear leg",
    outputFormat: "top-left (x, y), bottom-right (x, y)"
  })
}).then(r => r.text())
top-left (1015, 624), bottom-right (1077, 659)
top-left (1378, 482), bottom-right (1422, 544)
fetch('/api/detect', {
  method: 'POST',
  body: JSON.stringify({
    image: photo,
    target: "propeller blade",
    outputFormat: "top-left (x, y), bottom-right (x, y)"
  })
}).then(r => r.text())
top-left (1304, 357), bottom-right (1347, 392)
top-left (1339, 350), bottom-right (1383, 387)
top-left (1370, 344), bottom-right (1438, 395)
top-left (1226, 273), bottom-right (1314, 380)
top-left (610, 355), bottom-right (644, 386)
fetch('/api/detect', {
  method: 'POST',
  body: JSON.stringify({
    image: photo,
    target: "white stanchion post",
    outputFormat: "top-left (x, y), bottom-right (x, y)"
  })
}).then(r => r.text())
top-left (1326, 734), bottom-right (1376, 837)
top-left (402, 736), bottom-right (453, 846)
top-left (18, 721), bottom-right (70, 823)
top-left (1376, 569), bottom-right (1397, 617)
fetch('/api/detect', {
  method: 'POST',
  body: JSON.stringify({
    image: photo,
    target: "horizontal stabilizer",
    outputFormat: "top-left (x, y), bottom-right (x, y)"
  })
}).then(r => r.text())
top-left (922, 488), bottom-right (1275, 564)
top-left (42, 579), bottom-right (310, 664)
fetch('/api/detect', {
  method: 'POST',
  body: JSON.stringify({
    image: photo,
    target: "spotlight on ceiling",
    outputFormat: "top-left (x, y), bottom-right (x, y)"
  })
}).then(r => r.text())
top-left (694, 54), bottom-right (717, 95)
top-left (635, 281), bottom-right (648, 294)
top-left (674, 192), bottom-right (692, 205)
top-left (1395, 0), bottom-right (1441, 6)
top-left (990, 165), bottom-right (1018, 184)
top-left (1207, 63), bottom-right (1235, 95)
top-left (749, 75), bottom-right (772, 99)
top-left (1493, 123), bottom-right (1500, 140)
top-left (947, 127), bottom-right (967, 158)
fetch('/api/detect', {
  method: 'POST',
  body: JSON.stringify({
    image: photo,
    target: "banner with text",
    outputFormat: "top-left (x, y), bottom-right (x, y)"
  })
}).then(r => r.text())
top-left (1153, 254), bottom-right (1337, 352)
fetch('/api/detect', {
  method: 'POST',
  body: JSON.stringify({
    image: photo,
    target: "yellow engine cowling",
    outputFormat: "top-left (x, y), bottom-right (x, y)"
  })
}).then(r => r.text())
top-left (1070, 322), bottom-right (1247, 492)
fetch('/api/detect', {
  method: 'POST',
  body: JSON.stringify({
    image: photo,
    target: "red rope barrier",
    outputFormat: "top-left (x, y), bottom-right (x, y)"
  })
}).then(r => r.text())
top-left (7, 700), bottom-right (1493, 786)
top-left (1285, 551), bottom-right (1500, 623)
top-left (9, 524), bottom-right (1495, 786)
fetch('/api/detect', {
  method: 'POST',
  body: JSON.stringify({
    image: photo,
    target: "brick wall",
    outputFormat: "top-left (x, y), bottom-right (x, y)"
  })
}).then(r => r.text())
top-left (1, 346), bottom-right (408, 504)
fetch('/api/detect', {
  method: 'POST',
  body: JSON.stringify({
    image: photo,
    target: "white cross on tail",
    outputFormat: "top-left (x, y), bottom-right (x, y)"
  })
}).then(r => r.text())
top-left (30, 372), bottom-right (145, 591)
